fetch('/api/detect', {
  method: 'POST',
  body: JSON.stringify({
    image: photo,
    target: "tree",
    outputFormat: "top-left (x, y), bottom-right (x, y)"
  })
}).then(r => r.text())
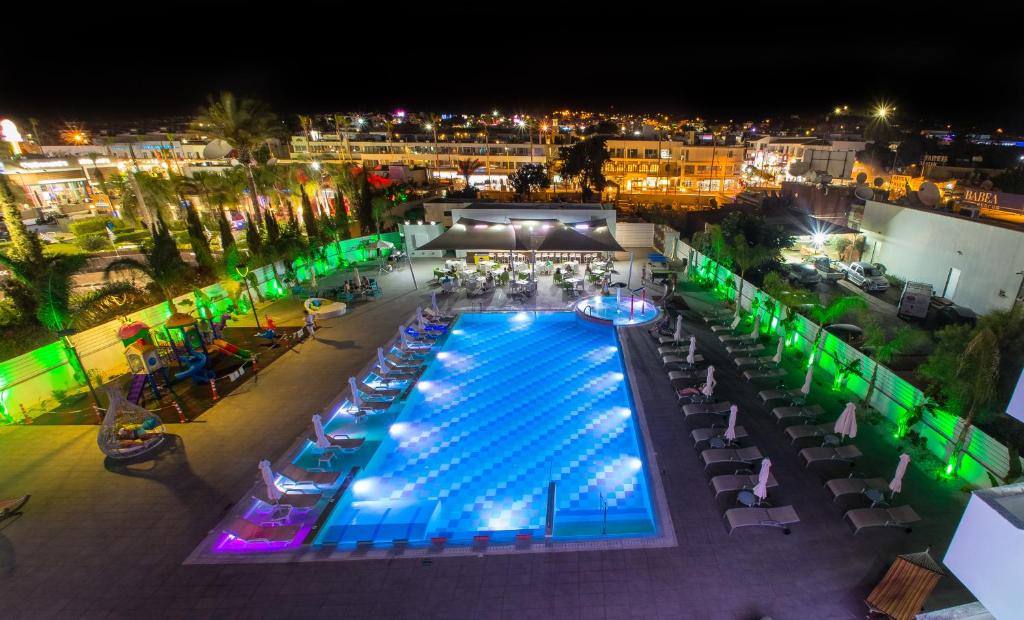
top-left (104, 214), bottom-right (189, 311)
top-left (217, 208), bottom-right (235, 252)
top-left (245, 214), bottom-right (263, 257)
top-left (720, 211), bottom-right (792, 268)
top-left (194, 92), bottom-right (278, 220)
top-left (728, 234), bottom-right (773, 317)
top-left (454, 158), bottom-right (482, 188)
top-left (949, 328), bottom-right (1001, 473)
top-left (509, 163), bottom-right (550, 198)
top-left (558, 137), bottom-right (610, 201)
top-left (860, 316), bottom-right (928, 408)
top-left (300, 185), bottom-right (319, 241)
top-left (184, 204), bottom-right (216, 276)
top-left (797, 295), bottom-right (868, 366)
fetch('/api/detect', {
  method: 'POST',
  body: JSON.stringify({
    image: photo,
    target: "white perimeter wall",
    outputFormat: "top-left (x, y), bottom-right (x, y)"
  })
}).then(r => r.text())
top-left (860, 200), bottom-right (1024, 314)
top-left (944, 485), bottom-right (1024, 620)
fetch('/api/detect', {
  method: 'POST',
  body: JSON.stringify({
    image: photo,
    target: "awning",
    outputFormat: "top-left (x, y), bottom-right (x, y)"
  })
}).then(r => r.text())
top-left (865, 550), bottom-right (944, 620)
top-left (418, 218), bottom-right (517, 250)
top-left (418, 217), bottom-right (622, 252)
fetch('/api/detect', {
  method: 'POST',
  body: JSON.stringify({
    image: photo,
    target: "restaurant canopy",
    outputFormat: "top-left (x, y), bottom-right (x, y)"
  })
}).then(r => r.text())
top-left (419, 217), bottom-right (623, 252)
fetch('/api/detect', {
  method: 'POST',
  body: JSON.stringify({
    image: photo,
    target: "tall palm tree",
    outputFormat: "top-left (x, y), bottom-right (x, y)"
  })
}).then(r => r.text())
top-left (729, 234), bottom-right (773, 317)
top-left (861, 319), bottom-right (926, 407)
top-left (454, 158), bottom-right (482, 188)
top-left (798, 295), bottom-right (867, 366)
top-left (104, 216), bottom-right (189, 312)
top-left (193, 92), bottom-right (277, 221)
top-left (949, 328), bottom-right (1000, 474)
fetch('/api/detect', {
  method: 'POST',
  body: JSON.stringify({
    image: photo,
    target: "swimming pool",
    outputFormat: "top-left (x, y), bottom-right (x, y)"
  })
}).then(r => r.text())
top-left (576, 295), bottom-right (659, 325)
top-left (314, 311), bottom-right (658, 547)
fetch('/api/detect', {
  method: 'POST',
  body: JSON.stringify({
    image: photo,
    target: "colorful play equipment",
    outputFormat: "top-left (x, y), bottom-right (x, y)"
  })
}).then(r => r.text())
top-left (210, 338), bottom-right (253, 360)
top-left (97, 385), bottom-right (166, 460)
top-left (304, 297), bottom-right (347, 319)
top-left (162, 312), bottom-right (217, 384)
top-left (255, 315), bottom-right (279, 342)
top-left (118, 321), bottom-right (170, 405)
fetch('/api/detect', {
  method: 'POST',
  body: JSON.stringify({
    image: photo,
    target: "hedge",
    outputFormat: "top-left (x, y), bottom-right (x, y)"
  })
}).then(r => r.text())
top-left (68, 217), bottom-right (130, 237)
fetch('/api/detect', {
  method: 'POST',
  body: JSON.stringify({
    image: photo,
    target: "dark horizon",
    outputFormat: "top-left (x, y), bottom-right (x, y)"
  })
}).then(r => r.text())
top-left (3, 3), bottom-right (1023, 131)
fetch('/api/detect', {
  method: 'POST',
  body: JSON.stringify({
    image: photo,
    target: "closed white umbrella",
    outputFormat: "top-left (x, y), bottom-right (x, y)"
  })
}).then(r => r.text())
top-left (431, 291), bottom-right (440, 315)
top-left (353, 266), bottom-right (362, 287)
top-left (348, 376), bottom-right (365, 408)
top-left (376, 347), bottom-right (389, 375)
top-left (834, 402), bottom-right (858, 440)
top-left (674, 315), bottom-right (684, 342)
top-left (800, 365), bottom-right (814, 397)
top-left (416, 306), bottom-right (427, 330)
top-left (615, 285), bottom-right (621, 307)
top-left (725, 405), bottom-right (738, 441)
top-left (889, 453), bottom-right (911, 495)
top-left (686, 335), bottom-right (697, 365)
top-left (259, 459), bottom-right (282, 502)
top-left (312, 413), bottom-right (331, 449)
top-left (701, 366), bottom-right (716, 397)
top-left (772, 336), bottom-right (785, 364)
top-left (751, 312), bottom-right (761, 338)
top-left (753, 458), bottom-right (772, 501)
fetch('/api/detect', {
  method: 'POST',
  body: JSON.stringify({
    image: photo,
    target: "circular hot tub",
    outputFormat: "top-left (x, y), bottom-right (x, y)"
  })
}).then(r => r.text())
top-left (575, 295), bottom-right (659, 325)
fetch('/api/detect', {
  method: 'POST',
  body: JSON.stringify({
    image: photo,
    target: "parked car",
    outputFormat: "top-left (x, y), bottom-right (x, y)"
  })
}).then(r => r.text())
top-left (786, 262), bottom-right (821, 287)
top-left (925, 297), bottom-right (978, 330)
top-left (823, 323), bottom-right (865, 346)
top-left (806, 255), bottom-right (844, 283)
top-left (838, 261), bottom-right (889, 292)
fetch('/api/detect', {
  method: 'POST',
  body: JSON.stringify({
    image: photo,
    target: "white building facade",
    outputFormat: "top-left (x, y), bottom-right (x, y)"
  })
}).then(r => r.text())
top-left (859, 200), bottom-right (1024, 314)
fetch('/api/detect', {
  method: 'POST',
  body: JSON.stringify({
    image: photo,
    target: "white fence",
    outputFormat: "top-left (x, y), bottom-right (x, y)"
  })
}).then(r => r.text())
top-left (676, 238), bottom-right (1021, 488)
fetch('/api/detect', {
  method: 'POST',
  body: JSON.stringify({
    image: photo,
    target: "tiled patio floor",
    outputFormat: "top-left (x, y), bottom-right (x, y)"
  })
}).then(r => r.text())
top-left (0, 259), bottom-right (974, 618)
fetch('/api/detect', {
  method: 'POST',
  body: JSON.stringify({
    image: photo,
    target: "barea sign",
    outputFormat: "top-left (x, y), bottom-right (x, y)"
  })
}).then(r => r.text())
top-left (962, 189), bottom-right (1024, 214)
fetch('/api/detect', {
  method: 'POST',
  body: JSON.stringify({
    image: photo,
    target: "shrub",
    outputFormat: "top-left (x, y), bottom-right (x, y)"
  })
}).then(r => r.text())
top-left (76, 235), bottom-right (110, 251)
top-left (114, 230), bottom-right (150, 244)
top-left (69, 217), bottom-right (129, 237)
top-left (885, 273), bottom-right (906, 289)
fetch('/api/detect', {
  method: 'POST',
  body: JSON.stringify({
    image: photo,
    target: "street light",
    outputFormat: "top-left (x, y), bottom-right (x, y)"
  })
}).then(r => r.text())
top-left (874, 105), bottom-right (892, 120)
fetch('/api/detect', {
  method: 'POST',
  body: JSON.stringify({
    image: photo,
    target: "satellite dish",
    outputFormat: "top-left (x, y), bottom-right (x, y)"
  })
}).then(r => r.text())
top-left (788, 161), bottom-right (811, 177)
top-left (854, 184), bottom-right (874, 200)
top-left (980, 179), bottom-right (993, 190)
top-left (855, 172), bottom-right (868, 184)
top-left (203, 139), bottom-right (232, 159)
top-left (918, 182), bottom-right (941, 206)
top-left (873, 176), bottom-right (884, 187)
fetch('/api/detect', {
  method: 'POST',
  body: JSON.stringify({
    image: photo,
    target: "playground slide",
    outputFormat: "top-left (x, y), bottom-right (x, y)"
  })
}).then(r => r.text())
top-left (175, 353), bottom-right (216, 384)
top-left (127, 374), bottom-right (148, 405)
top-left (211, 338), bottom-right (253, 360)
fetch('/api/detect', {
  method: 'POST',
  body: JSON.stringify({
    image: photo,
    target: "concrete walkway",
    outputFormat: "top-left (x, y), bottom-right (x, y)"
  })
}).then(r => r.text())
top-left (0, 259), bottom-right (974, 619)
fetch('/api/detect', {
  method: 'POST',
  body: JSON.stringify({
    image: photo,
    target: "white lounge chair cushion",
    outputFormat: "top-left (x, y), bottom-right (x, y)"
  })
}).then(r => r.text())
top-left (725, 506), bottom-right (799, 532)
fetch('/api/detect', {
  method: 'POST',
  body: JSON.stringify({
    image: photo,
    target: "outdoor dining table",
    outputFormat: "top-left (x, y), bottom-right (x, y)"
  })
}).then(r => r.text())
top-left (445, 259), bottom-right (466, 270)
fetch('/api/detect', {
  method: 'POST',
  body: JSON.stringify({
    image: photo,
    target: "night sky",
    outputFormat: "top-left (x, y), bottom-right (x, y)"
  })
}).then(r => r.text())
top-left (3, 3), bottom-right (1022, 129)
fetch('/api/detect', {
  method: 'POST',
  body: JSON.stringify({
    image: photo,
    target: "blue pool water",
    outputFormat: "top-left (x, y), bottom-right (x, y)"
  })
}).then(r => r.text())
top-left (576, 295), bottom-right (659, 325)
top-left (315, 312), bottom-right (658, 547)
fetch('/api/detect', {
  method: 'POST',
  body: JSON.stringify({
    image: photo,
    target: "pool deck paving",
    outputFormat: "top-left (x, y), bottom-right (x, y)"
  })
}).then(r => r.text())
top-left (0, 257), bottom-right (975, 619)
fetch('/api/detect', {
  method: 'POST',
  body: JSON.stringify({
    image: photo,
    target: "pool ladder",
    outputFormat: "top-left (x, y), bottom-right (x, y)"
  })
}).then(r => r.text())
top-left (582, 305), bottom-right (594, 317)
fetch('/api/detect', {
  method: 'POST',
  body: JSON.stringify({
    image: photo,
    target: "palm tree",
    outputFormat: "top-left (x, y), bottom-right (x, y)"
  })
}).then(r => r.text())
top-left (949, 328), bottom-right (1000, 474)
top-left (690, 224), bottom-right (728, 284)
top-left (193, 92), bottom-right (277, 221)
top-left (729, 234), bottom-right (773, 317)
top-left (861, 318), bottom-right (927, 408)
top-left (454, 158), bottom-right (482, 188)
top-left (104, 216), bottom-right (189, 312)
top-left (798, 295), bottom-right (868, 366)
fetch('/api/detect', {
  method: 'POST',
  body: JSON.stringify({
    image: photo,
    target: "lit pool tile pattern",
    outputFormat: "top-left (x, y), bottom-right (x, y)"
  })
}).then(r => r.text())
top-left (576, 295), bottom-right (659, 325)
top-left (315, 312), bottom-right (657, 547)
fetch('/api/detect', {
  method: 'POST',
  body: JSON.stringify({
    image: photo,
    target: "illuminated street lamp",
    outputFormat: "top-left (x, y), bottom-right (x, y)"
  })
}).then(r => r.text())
top-left (874, 105), bottom-right (893, 120)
